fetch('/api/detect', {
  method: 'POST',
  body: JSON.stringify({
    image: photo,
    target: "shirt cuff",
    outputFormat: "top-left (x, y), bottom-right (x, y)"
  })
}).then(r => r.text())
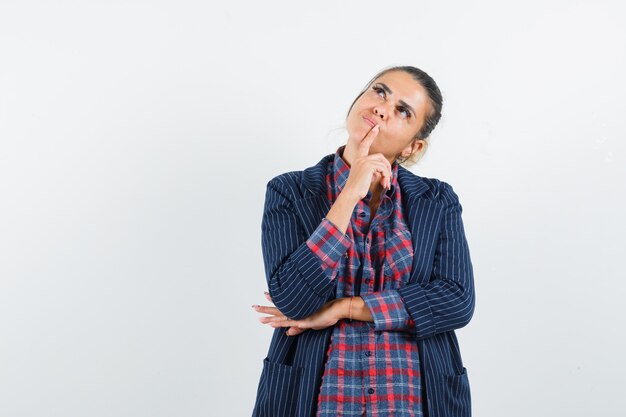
top-left (306, 218), bottom-right (352, 279)
top-left (361, 290), bottom-right (416, 332)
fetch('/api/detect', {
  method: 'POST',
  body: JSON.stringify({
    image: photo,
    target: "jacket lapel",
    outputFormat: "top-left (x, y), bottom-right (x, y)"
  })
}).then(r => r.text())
top-left (397, 166), bottom-right (444, 284)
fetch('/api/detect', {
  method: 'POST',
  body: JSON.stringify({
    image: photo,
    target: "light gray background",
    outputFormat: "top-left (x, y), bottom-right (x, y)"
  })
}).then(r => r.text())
top-left (1, 1), bottom-right (625, 416)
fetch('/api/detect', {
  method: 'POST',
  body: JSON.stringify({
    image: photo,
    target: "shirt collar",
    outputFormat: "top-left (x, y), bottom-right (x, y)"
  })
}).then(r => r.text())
top-left (332, 145), bottom-right (399, 201)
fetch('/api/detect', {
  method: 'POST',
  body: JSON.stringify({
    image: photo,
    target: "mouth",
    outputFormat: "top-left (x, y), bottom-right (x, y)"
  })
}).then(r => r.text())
top-left (363, 116), bottom-right (377, 128)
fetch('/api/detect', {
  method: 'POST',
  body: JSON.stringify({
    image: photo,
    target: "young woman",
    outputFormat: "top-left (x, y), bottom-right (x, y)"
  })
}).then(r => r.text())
top-left (252, 65), bottom-right (476, 417)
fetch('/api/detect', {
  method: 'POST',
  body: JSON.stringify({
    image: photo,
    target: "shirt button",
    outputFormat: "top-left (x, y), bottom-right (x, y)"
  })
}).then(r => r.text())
top-left (366, 238), bottom-right (370, 244)
top-left (364, 278), bottom-right (370, 284)
top-left (365, 350), bottom-right (372, 357)
top-left (368, 388), bottom-right (375, 394)
top-left (359, 212), bottom-right (365, 217)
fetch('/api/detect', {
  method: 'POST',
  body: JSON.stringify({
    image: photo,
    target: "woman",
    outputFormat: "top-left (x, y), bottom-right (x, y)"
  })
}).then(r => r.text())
top-left (251, 65), bottom-right (476, 417)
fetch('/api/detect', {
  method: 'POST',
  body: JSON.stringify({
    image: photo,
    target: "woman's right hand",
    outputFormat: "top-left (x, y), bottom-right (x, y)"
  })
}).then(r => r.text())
top-left (342, 124), bottom-right (393, 201)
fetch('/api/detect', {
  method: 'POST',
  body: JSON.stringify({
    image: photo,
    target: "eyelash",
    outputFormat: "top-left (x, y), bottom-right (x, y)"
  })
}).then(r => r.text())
top-left (372, 86), bottom-right (411, 119)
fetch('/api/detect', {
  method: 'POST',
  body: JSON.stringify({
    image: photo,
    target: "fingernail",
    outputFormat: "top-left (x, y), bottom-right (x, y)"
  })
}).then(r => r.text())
top-left (252, 305), bottom-right (259, 309)
top-left (263, 291), bottom-right (269, 295)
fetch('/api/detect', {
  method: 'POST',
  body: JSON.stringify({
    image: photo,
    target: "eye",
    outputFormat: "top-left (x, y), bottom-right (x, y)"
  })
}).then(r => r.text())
top-left (373, 85), bottom-right (410, 119)
top-left (372, 85), bottom-right (385, 98)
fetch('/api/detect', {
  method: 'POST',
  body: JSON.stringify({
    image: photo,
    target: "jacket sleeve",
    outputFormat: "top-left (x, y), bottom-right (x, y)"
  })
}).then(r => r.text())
top-left (395, 181), bottom-right (476, 340)
top-left (261, 177), bottom-right (352, 320)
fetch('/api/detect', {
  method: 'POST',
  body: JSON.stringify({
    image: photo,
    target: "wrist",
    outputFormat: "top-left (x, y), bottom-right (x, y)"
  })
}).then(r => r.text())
top-left (337, 187), bottom-right (361, 206)
top-left (336, 296), bottom-right (365, 321)
top-left (336, 297), bottom-right (352, 320)
top-left (349, 297), bottom-right (370, 322)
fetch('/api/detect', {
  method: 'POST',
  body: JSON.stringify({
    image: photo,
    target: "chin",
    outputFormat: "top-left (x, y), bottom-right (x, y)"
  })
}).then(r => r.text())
top-left (348, 125), bottom-right (369, 139)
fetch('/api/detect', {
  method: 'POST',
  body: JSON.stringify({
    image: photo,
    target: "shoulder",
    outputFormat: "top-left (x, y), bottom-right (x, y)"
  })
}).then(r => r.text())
top-left (397, 166), bottom-right (462, 208)
top-left (264, 153), bottom-right (333, 200)
top-left (265, 170), bottom-right (304, 200)
top-left (426, 177), bottom-right (460, 205)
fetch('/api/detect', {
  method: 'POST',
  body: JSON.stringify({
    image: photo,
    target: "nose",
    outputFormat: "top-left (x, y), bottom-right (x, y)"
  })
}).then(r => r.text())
top-left (373, 105), bottom-right (388, 121)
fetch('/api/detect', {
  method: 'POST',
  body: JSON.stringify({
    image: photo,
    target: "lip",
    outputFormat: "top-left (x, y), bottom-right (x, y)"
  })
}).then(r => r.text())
top-left (363, 116), bottom-right (377, 128)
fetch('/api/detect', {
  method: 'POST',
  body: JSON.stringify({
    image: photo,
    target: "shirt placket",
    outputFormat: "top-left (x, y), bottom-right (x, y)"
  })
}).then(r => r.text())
top-left (317, 149), bottom-right (422, 417)
top-left (352, 200), bottom-right (380, 415)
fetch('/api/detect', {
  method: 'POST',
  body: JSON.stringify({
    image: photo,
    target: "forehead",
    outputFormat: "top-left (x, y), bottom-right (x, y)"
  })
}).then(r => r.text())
top-left (374, 70), bottom-right (429, 112)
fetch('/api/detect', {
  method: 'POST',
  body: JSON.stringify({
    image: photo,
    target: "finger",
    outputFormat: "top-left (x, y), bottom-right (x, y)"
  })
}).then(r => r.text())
top-left (375, 169), bottom-right (390, 190)
top-left (370, 154), bottom-right (393, 186)
top-left (253, 305), bottom-right (282, 316)
top-left (367, 162), bottom-right (390, 188)
top-left (373, 156), bottom-right (393, 189)
top-left (379, 171), bottom-right (390, 190)
top-left (263, 291), bottom-right (272, 303)
top-left (356, 124), bottom-right (380, 158)
top-left (286, 327), bottom-right (306, 336)
top-left (381, 164), bottom-right (392, 190)
top-left (270, 319), bottom-right (299, 329)
top-left (258, 314), bottom-right (291, 324)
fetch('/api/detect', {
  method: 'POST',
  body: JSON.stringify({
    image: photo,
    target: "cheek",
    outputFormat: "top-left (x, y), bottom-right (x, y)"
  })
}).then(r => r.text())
top-left (378, 126), bottom-right (412, 152)
top-left (383, 122), bottom-right (408, 140)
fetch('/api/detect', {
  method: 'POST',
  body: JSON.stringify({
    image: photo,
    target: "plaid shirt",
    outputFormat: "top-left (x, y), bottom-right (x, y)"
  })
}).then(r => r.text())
top-left (306, 145), bottom-right (424, 417)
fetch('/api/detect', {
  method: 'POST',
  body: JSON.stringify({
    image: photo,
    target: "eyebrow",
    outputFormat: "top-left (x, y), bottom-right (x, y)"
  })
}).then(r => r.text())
top-left (377, 82), bottom-right (416, 118)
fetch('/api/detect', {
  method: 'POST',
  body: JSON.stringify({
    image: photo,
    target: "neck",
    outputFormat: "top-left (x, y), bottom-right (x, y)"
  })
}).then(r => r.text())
top-left (340, 145), bottom-right (395, 168)
top-left (369, 183), bottom-right (384, 200)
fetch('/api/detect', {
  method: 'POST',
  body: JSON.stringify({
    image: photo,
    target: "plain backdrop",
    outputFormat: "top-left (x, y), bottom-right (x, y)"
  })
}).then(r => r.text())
top-left (1, 1), bottom-right (625, 416)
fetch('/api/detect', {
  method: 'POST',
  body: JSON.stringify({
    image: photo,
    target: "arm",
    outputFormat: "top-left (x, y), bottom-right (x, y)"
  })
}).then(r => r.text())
top-left (261, 178), bottom-right (413, 333)
top-left (307, 220), bottom-right (418, 332)
top-left (394, 182), bottom-right (476, 340)
top-left (261, 178), bottom-right (354, 321)
top-left (336, 291), bottom-right (417, 333)
top-left (337, 182), bottom-right (475, 339)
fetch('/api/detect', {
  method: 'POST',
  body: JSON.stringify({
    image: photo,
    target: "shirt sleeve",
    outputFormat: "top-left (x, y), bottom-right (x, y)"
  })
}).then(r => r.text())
top-left (361, 290), bottom-right (417, 333)
top-left (306, 217), bottom-right (352, 281)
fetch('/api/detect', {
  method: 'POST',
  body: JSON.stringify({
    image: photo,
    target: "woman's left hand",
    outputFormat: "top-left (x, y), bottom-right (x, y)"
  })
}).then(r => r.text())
top-left (253, 291), bottom-right (344, 336)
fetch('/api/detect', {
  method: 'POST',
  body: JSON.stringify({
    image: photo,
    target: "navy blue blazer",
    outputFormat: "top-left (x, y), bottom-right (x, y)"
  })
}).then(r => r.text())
top-left (252, 152), bottom-right (476, 417)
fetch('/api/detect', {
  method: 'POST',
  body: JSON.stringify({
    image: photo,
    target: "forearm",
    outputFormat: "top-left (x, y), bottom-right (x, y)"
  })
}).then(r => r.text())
top-left (325, 190), bottom-right (360, 234)
top-left (335, 292), bottom-right (418, 333)
top-left (396, 182), bottom-right (476, 339)
top-left (262, 179), bottom-right (344, 321)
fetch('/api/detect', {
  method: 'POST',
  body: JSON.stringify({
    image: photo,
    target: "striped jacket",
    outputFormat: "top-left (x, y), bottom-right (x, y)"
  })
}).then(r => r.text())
top-left (252, 151), bottom-right (476, 417)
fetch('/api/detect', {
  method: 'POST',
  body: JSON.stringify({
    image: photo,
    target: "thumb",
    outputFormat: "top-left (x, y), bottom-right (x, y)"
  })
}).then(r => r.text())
top-left (356, 124), bottom-right (379, 157)
top-left (286, 327), bottom-right (306, 337)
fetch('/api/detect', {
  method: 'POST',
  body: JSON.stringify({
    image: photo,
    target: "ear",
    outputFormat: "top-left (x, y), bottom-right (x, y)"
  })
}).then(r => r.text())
top-left (400, 139), bottom-right (425, 158)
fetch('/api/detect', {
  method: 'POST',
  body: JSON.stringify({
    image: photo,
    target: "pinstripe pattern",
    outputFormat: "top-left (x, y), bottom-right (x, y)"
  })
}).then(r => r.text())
top-left (252, 150), bottom-right (475, 417)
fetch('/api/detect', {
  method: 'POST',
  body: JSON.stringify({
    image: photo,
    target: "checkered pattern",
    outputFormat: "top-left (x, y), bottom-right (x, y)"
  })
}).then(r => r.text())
top-left (305, 145), bottom-right (424, 416)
